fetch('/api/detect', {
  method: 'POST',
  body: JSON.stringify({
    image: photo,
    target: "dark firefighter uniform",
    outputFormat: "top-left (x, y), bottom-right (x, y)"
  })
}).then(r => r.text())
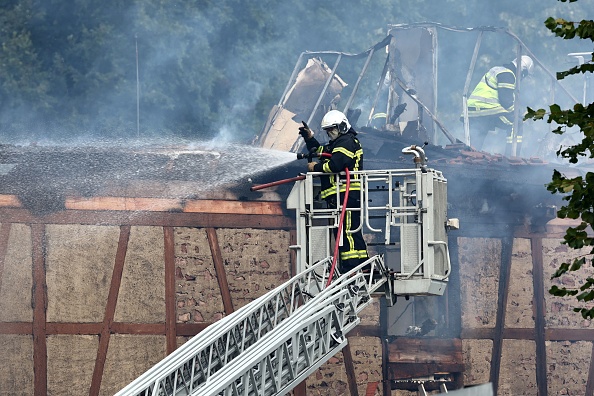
top-left (465, 63), bottom-right (520, 151)
top-left (305, 129), bottom-right (369, 271)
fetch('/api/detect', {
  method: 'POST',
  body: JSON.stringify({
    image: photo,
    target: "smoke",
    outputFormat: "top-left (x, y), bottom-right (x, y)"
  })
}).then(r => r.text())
top-left (0, 1), bottom-right (591, 147)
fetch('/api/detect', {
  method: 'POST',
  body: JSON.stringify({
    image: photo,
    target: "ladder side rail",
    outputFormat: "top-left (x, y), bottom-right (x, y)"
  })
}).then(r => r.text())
top-left (192, 263), bottom-right (384, 396)
top-left (196, 306), bottom-right (347, 396)
top-left (116, 285), bottom-right (285, 396)
top-left (193, 296), bottom-right (345, 395)
top-left (192, 256), bottom-right (386, 395)
top-left (115, 259), bottom-right (336, 396)
top-left (332, 255), bottom-right (388, 296)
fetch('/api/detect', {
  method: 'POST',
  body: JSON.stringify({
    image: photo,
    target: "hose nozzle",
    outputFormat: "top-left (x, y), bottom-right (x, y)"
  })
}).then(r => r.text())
top-left (296, 151), bottom-right (332, 161)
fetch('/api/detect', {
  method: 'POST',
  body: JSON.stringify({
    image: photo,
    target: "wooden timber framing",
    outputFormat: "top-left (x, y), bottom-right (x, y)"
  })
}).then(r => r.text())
top-left (2, 195), bottom-right (593, 395)
top-left (0, 194), bottom-right (285, 216)
top-left (207, 228), bottom-right (235, 315)
top-left (386, 338), bottom-right (465, 391)
top-left (0, 200), bottom-right (294, 396)
top-left (489, 236), bottom-right (513, 392)
top-left (587, 343), bottom-right (594, 395)
top-left (343, 342), bottom-right (359, 396)
top-left (31, 224), bottom-right (48, 396)
top-left (164, 226), bottom-right (178, 354)
top-left (89, 225), bottom-right (130, 396)
top-left (531, 236), bottom-right (548, 396)
top-left (0, 222), bottom-right (11, 297)
top-left (0, 208), bottom-right (292, 229)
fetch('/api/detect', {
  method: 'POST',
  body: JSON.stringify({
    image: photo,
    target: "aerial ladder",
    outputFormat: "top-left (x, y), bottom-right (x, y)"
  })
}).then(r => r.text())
top-left (115, 145), bottom-right (456, 396)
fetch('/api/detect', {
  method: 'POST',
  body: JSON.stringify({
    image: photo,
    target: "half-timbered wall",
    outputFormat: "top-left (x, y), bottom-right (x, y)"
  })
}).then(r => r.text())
top-left (1, 198), bottom-right (593, 396)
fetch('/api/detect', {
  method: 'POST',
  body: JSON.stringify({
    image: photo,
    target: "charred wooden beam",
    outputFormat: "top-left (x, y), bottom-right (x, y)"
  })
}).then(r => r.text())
top-left (387, 342), bottom-right (464, 380)
top-left (386, 338), bottom-right (464, 381)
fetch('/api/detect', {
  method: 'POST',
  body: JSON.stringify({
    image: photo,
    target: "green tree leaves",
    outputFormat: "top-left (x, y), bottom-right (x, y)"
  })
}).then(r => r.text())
top-left (529, 0), bottom-right (594, 319)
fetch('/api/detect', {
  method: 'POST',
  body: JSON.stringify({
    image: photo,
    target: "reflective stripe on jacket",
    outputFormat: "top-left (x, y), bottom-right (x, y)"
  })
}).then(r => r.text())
top-left (467, 66), bottom-right (516, 117)
top-left (305, 131), bottom-right (363, 200)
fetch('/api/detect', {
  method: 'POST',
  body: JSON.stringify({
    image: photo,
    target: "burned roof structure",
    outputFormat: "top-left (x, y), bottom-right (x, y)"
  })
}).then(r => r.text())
top-left (254, 22), bottom-right (591, 234)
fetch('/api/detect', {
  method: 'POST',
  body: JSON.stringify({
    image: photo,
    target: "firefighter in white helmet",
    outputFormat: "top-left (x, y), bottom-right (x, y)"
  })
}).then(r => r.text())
top-left (464, 55), bottom-right (534, 153)
top-left (299, 110), bottom-right (368, 272)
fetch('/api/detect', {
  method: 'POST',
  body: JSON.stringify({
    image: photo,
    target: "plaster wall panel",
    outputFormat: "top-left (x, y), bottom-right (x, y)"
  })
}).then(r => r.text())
top-left (458, 237), bottom-right (501, 328)
top-left (45, 224), bottom-right (119, 322)
top-left (498, 339), bottom-right (536, 396)
top-left (100, 335), bottom-right (166, 396)
top-left (0, 224), bottom-right (32, 322)
top-left (114, 226), bottom-right (165, 323)
top-left (0, 334), bottom-right (33, 396)
top-left (546, 340), bottom-right (591, 395)
top-left (218, 228), bottom-right (291, 310)
top-left (542, 238), bottom-right (594, 329)
top-left (462, 339), bottom-right (492, 386)
top-left (505, 238), bottom-right (535, 328)
top-left (174, 227), bottom-right (225, 323)
top-left (47, 334), bottom-right (98, 395)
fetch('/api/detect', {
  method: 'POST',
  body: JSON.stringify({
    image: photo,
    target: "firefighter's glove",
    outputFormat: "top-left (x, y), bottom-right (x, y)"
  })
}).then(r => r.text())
top-left (307, 162), bottom-right (317, 172)
top-left (299, 121), bottom-right (313, 140)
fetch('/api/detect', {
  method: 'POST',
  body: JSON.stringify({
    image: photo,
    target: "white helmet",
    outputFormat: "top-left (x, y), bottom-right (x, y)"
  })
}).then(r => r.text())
top-left (320, 110), bottom-right (351, 133)
top-left (512, 55), bottom-right (534, 77)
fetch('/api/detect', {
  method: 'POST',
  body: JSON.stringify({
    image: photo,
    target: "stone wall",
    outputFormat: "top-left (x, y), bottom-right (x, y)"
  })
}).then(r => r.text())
top-left (2, 220), bottom-right (594, 395)
top-left (459, 234), bottom-right (594, 396)
top-left (0, 221), bottom-right (385, 395)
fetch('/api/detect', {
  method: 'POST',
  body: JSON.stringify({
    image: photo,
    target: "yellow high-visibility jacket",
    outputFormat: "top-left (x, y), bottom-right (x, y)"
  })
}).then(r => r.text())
top-left (467, 65), bottom-right (516, 121)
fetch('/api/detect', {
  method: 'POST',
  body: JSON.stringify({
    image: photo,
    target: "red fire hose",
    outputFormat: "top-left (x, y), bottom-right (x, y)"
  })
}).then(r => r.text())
top-left (327, 168), bottom-right (350, 287)
top-left (250, 175), bottom-right (305, 191)
top-left (249, 152), bottom-right (332, 191)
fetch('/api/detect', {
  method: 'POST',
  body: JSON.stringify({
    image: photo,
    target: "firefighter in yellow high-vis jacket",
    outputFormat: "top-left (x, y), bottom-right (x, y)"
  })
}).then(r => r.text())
top-left (464, 56), bottom-right (534, 152)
